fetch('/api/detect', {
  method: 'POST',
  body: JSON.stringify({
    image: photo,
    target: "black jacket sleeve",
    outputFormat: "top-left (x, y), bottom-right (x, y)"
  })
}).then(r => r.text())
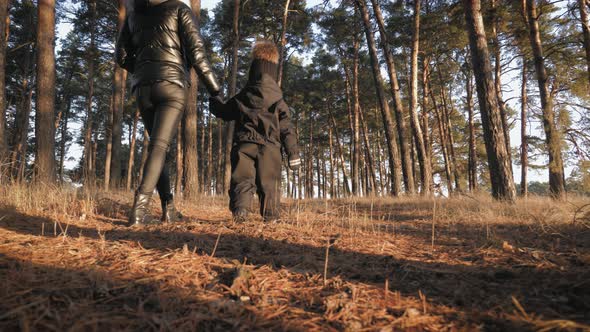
top-left (115, 17), bottom-right (135, 73)
top-left (277, 100), bottom-right (299, 158)
top-left (178, 6), bottom-right (220, 95)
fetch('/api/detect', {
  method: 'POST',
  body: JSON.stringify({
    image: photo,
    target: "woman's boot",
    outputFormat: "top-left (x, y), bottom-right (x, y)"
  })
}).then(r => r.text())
top-left (161, 194), bottom-right (183, 223)
top-left (128, 192), bottom-right (156, 227)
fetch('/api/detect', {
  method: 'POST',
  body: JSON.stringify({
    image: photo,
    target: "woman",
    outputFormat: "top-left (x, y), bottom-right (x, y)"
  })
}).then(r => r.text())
top-left (116, 0), bottom-right (220, 226)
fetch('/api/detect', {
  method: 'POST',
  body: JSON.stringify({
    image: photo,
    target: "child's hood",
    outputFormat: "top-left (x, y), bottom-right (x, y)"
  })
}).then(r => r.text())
top-left (239, 74), bottom-right (283, 110)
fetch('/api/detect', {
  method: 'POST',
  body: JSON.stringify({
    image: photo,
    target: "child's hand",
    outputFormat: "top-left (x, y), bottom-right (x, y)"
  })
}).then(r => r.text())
top-left (288, 156), bottom-right (301, 171)
top-left (209, 96), bottom-right (224, 117)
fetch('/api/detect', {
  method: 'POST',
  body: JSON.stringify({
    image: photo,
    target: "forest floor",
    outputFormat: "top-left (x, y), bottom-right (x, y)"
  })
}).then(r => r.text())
top-left (0, 185), bottom-right (589, 331)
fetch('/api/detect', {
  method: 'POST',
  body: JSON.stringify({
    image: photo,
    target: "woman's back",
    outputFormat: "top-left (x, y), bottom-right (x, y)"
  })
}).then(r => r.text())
top-left (117, 0), bottom-right (219, 94)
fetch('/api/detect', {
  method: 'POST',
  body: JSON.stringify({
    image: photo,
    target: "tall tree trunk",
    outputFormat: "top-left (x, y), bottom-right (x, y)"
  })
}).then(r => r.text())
top-left (409, 0), bottom-right (432, 195)
top-left (431, 92), bottom-right (454, 193)
top-left (422, 57), bottom-right (433, 165)
top-left (465, 64), bottom-right (478, 192)
top-left (578, 0), bottom-right (590, 85)
top-left (12, 90), bottom-right (32, 182)
top-left (524, 0), bottom-right (565, 198)
top-left (0, 0), bottom-right (9, 178)
top-left (341, 62), bottom-right (354, 175)
top-left (199, 99), bottom-right (206, 192)
top-left (223, 0), bottom-right (240, 194)
top-left (359, 106), bottom-right (378, 196)
top-left (182, 0), bottom-right (201, 199)
top-left (351, 34), bottom-right (361, 196)
top-left (520, 57), bottom-right (528, 197)
top-left (34, 0), bottom-right (57, 183)
top-left (277, 0), bottom-right (290, 87)
top-left (83, 0), bottom-right (97, 186)
top-left (216, 120), bottom-right (223, 194)
top-left (491, 0), bottom-right (512, 162)
top-left (438, 79), bottom-right (462, 192)
top-left (176, 123), bottom-right (183, 196)
top-left (207, 114), bottom-right (213, 195)
top-left (370, 0), bottom-right (414, 194)
top-left (104, 96), bottom-right (114, 190)
top-left (307, 110), bottom-right (314, 198)
top-left (463, 0), bottom-right (516, 201)
top-left (329, 127), bottom-right (335, 198)
top-left (59, 98), bottom-right (71, 182)
top-left (357, 0), bottom-right (402, 196)
top-left (328, 108), bottom-right (351, 196)
top-left (126, 109), bottom-right (139, 191)
top-left (109, 0), bottom-right (127, 189)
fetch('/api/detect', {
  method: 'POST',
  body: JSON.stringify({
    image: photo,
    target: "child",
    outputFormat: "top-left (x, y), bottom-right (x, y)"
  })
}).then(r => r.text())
top-left (210, 41), bottom-right (300, 223)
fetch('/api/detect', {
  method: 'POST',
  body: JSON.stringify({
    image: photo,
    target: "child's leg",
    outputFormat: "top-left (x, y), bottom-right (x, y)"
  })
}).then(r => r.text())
top-left (256, 145), bottom-right (282, 220)
top-left (229, 143), bottom-right (258, 214)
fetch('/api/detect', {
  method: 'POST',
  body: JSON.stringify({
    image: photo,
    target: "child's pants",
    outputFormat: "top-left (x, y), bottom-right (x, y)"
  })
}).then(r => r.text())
top-left (230, 143), bottom-right (282, 219)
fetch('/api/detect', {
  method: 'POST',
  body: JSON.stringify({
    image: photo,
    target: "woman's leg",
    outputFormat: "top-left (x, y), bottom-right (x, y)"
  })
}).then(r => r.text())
top-left (137, 88), bottom-right (173, 200)
top-left (138, 82), bottom-right (187, 195)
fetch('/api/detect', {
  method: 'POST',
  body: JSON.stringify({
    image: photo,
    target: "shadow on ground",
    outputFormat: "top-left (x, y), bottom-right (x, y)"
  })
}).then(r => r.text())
top-left (0, 205), bottom-right (589, 330)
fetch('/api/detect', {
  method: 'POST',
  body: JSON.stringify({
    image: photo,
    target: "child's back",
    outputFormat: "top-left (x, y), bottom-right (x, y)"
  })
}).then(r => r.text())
top-left (210, 41), bottom-right (300, 222)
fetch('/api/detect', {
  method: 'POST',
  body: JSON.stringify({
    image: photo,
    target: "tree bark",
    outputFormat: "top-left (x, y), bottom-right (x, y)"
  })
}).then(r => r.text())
top-left (216, 120), bottom-right (223, 194)
top-left (359, 106), bottom-right (378, 196)
top-left (421, 57), bottom-right (433, 165)
top-left (578, 0), bottom-right (590, 85)
top-left (370, 0), bottom-right (414, 194)
top-left (357, 0), bottom-right (402, 196)
top-left (465, 64), bottom-right (478, 192)
top-left (328, 108), bottom-right (351, 196)
top-left (176, 123), bottom-right (183, 196)
top-left (223, 0), bottom-right (240, 194)
top-left (109, 0), bottom-right (127, 189)
top-left (207, 113), bottom-right (213, 195)
top-left (328, 127), bottom-right (335, 198)
top-left (524, 0), bottom-right (565, 198)
top-left (83, 0), bottom-right (97, 186)
top-left (59, 98), bottom-right (71, 182)
top-left (104, 96), bottom-right (114, 190)
top-left (34, 0), bottom-right (57, 183)
top-left (491, 0), bottom-right (512, 163)
top-left (183, 0), bottom-right (201, 199)
top-left (0, 0), bottom-right (9, 177)
top-left (277, 0), bottom-right (290, 87)
top-left (520, 57), bottom-right (528, 197)
top-left (408, 0), bottom-right (432, 195)
top-left (431, 91), bottom-right (454, 193)
top-left (10, 19), bottom-right (34, 182)
top-left (12, 89), bottom-right (32, 182)
top-left (438, 79), bottom-right (462, 192)
top-left (351, 34), bottom-right (361, 196)
top-left (463, 0), bottom-right (516, 201)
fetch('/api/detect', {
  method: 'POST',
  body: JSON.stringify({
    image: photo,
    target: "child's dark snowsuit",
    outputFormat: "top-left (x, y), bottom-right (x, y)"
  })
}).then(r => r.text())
top-left (211, 59), bottom-right (299, 221)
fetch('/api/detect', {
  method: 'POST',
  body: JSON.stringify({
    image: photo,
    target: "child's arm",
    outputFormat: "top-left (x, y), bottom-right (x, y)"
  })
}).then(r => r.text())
top-left (277, 100), bottom-right (300, 168)
top-left (209, 96), bottom-right (240, 121)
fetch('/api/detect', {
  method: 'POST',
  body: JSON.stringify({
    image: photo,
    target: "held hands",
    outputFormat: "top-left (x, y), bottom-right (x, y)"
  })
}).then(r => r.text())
top-left (209, 95), bottom-right (225, 118)
top-left (288, 155), bottom-right (301, 171)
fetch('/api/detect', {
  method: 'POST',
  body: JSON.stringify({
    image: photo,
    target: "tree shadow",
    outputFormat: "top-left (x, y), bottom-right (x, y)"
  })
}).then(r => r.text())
top-left (0, 254), bottom-right (294, 331)
top-left (0, 206), bottom-right (588, 329)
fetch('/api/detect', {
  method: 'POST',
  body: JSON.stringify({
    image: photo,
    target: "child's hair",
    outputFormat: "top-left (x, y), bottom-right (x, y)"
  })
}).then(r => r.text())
top-left (252, 41), bottom-right (279, 64)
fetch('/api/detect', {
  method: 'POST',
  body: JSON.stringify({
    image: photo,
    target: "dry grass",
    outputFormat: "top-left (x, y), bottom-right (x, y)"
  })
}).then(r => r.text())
top-left (0, 184), bottom-right (589, 331)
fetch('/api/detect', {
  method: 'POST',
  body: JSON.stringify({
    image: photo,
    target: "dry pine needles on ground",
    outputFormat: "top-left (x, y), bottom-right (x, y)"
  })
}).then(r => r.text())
top-left (0, 185), bottom-right (589, 331)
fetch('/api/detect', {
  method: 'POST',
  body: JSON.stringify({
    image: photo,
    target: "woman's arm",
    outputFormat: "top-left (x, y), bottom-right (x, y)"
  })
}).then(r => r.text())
top-left (178, 5), bottom-right (221, 95)
top-left (115, 17), bottom-right (135, 73)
